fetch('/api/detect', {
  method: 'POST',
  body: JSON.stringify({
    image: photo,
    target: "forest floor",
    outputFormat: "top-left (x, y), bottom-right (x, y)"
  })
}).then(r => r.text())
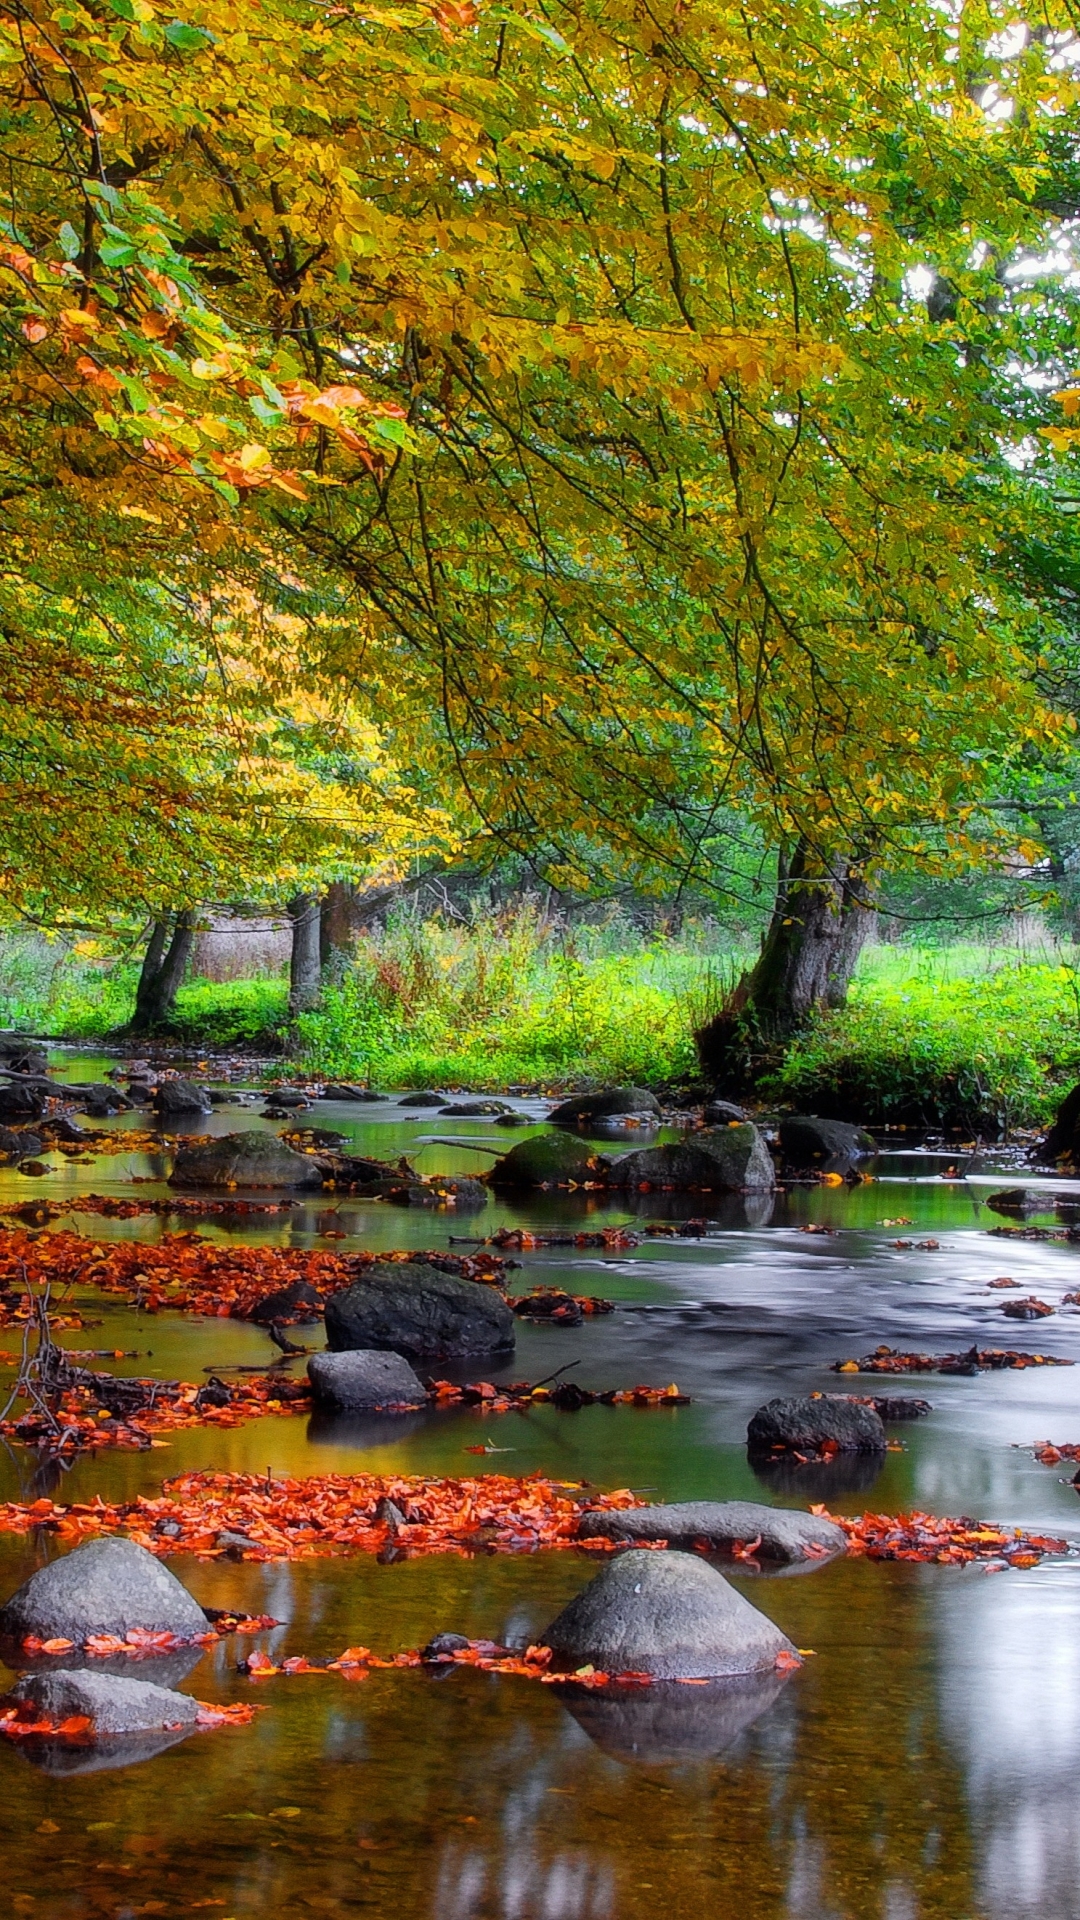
top-left (1, 926), bottom-right (1078, 1128)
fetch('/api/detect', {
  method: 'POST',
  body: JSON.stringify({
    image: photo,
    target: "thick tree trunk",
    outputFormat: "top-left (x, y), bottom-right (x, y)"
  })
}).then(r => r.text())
top-left (696, 840), bottom-right (875, 1088)
top-left (129, 910), bottom-right (197, 1033)
top-left (288, 892), bottom-right (322, 1016)
top-left (319, 881), bottom-right (359, 972)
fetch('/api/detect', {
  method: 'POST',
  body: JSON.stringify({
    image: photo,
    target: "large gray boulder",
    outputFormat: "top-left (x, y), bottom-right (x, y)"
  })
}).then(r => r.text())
top-left (608, 1124), bottom-right (775, 1192)
top-left (169, 1128), bottom-right (326, 1190)
top-left (748, 1395), bottom-right (886, 1454)
top-left (307, 1349), bottom-right (428, 1412)
top-left (153, 1080), bottom-right (213, 1118)
top-left (778, 1115), bottom-right (876, 1172)
top-left (0, 1538), bottom-right (209, 1646)
top-left (577, 1500), bottom-right (846, 1565)
top-left (487, 1132), bottom-right (607, 1188)
top-left (324, 1261), bottom-right (515, 1360)
top-left (540, 1549), bottom-right (796, 1679)
top-left (549, 1087), bottom-right (661, 1125)
top-left (321, 1084), bottom-right (384, 1102)
top-left (8, 1669), bottom-right (198, 1735)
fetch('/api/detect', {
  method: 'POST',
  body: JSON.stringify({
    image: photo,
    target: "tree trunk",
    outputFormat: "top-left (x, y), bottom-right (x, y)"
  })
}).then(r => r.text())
top-left (288, 892), bottom-right (322, 1016)
top-left (129, 910), bottom-right (197, 1033)
top-left (319, 881), bottom-right (359, 972)
top-left (696, 840), bottom-right (875, 1088)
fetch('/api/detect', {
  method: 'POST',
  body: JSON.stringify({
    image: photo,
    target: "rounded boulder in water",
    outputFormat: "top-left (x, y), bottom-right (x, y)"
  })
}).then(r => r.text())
top-left (169, 1128), bottom-right (325, 1190)
top-left (307, 1349), bottom-right (429, 1413)
top-left (548, 1087), bottom-right (661, 1124)
top-left (0, 1538), bottom-right (209, 1646)
top-left (8, 1669), bottom-right (199, 1736)
top-left (540, 1548), bottom-right (797, 1679)
top-left (324, 1261), bottom-right (515, 1360)
top-left (747, 1395), bottom-right (886, 1455)
top-left (577, 1500), bottom-right (846, 1564)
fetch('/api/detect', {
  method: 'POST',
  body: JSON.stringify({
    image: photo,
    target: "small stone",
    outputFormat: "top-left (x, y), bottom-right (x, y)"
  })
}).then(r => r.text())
top-left (577, 1500), bottom-right (846, 1564)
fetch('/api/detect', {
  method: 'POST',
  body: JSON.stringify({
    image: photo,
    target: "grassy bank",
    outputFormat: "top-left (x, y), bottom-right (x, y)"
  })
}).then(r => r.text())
top-left (2, 921), bottom-right (1079, 1124)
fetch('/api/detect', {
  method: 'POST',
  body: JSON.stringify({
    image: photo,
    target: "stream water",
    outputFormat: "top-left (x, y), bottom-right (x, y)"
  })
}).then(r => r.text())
top-left (2, 1055), bottom-right (1080, 1920)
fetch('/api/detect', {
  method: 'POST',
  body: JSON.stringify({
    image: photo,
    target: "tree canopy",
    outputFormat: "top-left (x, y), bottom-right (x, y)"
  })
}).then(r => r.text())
top-left (3, 0), bottom-right (1080, 916)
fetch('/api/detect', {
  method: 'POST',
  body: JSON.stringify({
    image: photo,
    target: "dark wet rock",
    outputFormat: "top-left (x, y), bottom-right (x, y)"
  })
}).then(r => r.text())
top-left (1002, 1296), bottom-right (1054, 1319)
top-left (17, 1159), bottom-right (50, 1177)
top-left (493, 1111), bottom-right (534, 1126)
top-left (540, 1547), bottom-right (796, 1680)
top-left (333, 1153), bottom-right (413, 1192)
top-left (324, 1261), bottom-right (515, 1360)
top-left (0, 1538), bottom-right (208, 1645)
top-left (0, 1046), bottom-right (49, 1077)
top-left (153, 1080), bottom-right (213, 1118)
top-left (439, 1100), bottom-right (516, 1117)
top-left (283, 1126), bottom-right (349, 1149)
top-left (548, 1086), bottom-right (661, 1125)
top-left (487, 1132), bottom-right (606, 1188)
top-left (321, 1084), bottom-right (384, 1102)
top-left (0, 1128), bottom-right (43, 1160)
top-left (9, 1669), bottom-right (198, 1735)
top-left (248, 1280), bottom-right (322, 1324)
top-left (262, 1103), bottom-right (308, 1119)
top-left (985, 1188), bottom-right (1048, 1218)
top-left (747, 1395), bottom-right (886, 1455)
top-left (264, 1087), bottom-right (310, 1108)
top-left (1037, 1082), bottom-right (1080, 1165)
top-left (576, 1500), bottom-right (846, 1564)
top-left (75, 1083), bottom-right (133, 1118)
top-left (169, 1129), bottom-right (326, 1190)
top-left (608, 1125), bottom-right (775, 1193)
top-left (215, 1531), bottom-right (261, 1558)
top-left (564, 1669), bottom-right (790, 1764)
top-left (778, 1116), bottom-right (876, 1172)
top-left (620, 1189), bottom-right (776, 1229)
top-left (41, 1114), bottom-right (88, 1143)
top-left (397, 1091), bottom-right (445, 1108)
top-left (703, 1100), bottom-right (748, 1124)
top-left (398, 1176), bottom-right (488, 1210)
top-left (307, 1349), bottom-right (428, 1412)
top-left (862, 1396), bottom-right (931, 1421)
top-left (421, 1632), bottom-right (472, 1662)
top-left (0, 1083), bottom-right (46, 1121)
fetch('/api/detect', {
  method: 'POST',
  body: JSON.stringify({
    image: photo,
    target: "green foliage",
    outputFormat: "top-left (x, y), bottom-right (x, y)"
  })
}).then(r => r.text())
top-left (294, 909), bottom-right (714, 1089)
top-left (766, 947), bottom-right (1080, 1130)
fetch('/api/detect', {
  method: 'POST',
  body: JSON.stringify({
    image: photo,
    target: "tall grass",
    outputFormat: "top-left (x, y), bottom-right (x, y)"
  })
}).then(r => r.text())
top-left (295, 903), bottom-right (723, 1088)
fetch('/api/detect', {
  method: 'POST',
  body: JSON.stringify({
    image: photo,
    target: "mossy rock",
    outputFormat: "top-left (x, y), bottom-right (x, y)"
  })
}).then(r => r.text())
top-left (487, 1131), bottom-right (608, 1188)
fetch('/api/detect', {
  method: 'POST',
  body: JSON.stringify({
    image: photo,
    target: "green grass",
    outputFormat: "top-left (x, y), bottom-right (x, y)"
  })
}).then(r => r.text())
top-left (4, 919), bottom-right (1080, 1125)
top-left (765, 944), bottom-right (1080, 1130)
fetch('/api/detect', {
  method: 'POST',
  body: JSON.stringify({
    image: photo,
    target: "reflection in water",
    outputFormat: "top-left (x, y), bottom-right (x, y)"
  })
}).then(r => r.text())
top-left (564, 1669), bottom-right (790, 1764)
top-left (6, 1064), bottom-right (1080, 1914)
top-left (749, 1449), bottom-right (886, 1501)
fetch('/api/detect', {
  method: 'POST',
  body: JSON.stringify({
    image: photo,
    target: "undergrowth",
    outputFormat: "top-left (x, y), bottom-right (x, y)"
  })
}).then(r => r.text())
top-left (765, 947), bottom-right (1080, 1130)
top-left (3, 919), bottom-right (1080, 1123)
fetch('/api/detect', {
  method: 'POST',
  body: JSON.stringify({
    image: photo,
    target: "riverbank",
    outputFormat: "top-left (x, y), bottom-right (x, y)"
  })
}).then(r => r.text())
top-left (2, 929), bottom-right (1079, 1126)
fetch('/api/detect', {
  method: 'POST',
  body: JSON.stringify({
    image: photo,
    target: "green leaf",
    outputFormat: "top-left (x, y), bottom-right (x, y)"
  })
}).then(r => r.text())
top-left (163, 19), bottom-right (213, 50)
top-left (99, 238), bottom-right (138, 267)
top-left (58, 222), bottom-right (81, 261)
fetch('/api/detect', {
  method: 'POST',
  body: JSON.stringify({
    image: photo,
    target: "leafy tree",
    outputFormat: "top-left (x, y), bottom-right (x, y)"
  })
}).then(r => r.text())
top-left (4, 0), bottom-right (1080, 1058)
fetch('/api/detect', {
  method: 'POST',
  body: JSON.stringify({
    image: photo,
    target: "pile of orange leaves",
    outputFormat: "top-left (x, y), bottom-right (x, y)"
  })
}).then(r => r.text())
top-left (0, 1470), bottom-right (646, 1560)
top-left (832, 1344), bottom-right (1072, 1374)
top-left (2, 1372), bottom-right (689, 1453)
top-left (1030, 1442), bottom-right (1080, 1469)
top-left (239, 1640), bottom-right (803, 1689)
top-left (821, 1507), bottom-right (1068, 1567)
top-left (0, 1227), bottom-right (509, 1322)
top-left (17, 1613), bottom-right (279, 1658)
